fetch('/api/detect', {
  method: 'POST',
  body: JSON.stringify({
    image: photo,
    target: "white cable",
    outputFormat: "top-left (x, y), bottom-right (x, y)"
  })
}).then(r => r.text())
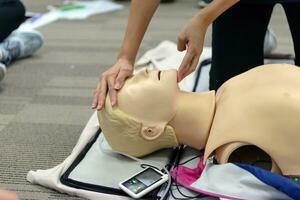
top-left (99, 135), bottom-right (171, 200)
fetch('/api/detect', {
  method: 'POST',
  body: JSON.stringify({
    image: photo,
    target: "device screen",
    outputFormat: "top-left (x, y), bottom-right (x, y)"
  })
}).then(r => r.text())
top-left (122, 168), bottom-right (162, 194)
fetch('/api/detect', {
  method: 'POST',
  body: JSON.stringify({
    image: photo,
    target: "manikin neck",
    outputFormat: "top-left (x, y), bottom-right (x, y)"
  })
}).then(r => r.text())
top-left (168, 90), bottom-right (216, 150)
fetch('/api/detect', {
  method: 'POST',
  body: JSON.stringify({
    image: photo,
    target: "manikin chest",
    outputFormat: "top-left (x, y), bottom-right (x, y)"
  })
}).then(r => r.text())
top-left (204, 64), bottom-right (300, 176)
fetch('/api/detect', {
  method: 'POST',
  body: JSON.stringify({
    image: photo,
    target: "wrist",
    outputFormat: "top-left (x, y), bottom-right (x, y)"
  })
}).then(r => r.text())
top-left (116, 56), bottom-right (134, 66)
top-left (117, 54), bottom-right (135, 66)
top-left (195, 10), bottom-right (213, 27)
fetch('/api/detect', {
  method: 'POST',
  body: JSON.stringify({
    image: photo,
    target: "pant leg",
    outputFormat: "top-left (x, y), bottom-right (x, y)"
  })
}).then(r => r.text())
top-left (0, 0), bottom-right (26, 42)
top-left (282, 2), bottom-right (300, 66)
top-left (210, 2), bottom-right (274, 90)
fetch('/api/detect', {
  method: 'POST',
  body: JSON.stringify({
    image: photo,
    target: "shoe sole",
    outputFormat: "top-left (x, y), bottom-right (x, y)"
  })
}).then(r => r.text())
top-left (0, 64), bottom-right (6, 82)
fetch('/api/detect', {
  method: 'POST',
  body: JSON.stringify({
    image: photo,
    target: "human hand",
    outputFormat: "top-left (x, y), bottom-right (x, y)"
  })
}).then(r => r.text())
top-left (92, 58), bottom-right (134, 110)
top-left (177, 12), bottom-right (209, 82)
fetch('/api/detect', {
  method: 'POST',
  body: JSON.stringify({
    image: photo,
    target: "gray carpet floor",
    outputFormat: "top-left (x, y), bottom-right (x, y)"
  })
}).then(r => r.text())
top-left (0, 0), bottom-right (294, 199)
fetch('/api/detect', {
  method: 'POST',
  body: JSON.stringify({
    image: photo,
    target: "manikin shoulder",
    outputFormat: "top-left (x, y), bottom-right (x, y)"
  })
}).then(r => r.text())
top-left (215, 64), bottom-right (300, 102)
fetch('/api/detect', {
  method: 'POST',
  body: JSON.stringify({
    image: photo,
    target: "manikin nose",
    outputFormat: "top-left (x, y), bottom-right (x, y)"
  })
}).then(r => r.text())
top-left (141, 68), bottom-right (151, 78)
top-left (137, 68), bottom-right (159, 80)
top-left (132, 68), bottom-right (149, 81)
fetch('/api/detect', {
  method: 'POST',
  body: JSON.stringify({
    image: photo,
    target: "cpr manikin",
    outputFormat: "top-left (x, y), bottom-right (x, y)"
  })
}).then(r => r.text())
top-left (98, 64), bottom-right (300, 176)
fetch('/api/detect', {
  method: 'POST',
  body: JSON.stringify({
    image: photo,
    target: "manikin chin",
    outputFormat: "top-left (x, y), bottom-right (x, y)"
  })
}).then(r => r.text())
top-left (98, 64), bottom-right (300, 177)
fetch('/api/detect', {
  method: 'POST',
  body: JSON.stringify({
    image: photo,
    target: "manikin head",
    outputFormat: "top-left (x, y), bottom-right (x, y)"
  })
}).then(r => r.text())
top-left (98, 68), bottom-right (180, 157)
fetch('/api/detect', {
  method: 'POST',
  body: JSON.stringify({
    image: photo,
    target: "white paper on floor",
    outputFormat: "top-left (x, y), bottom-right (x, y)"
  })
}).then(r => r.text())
top-left (18, 0), bottom-right (123, 31)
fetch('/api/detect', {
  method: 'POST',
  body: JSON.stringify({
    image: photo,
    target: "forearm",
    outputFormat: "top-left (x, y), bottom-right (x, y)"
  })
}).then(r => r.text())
top-left (197, 0), bottom-right (239, 25)
top-left (118, 0), bottom-right (160, 64)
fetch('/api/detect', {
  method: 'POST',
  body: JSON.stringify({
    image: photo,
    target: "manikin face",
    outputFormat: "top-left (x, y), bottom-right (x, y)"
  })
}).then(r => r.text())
top-left (98, 68), bottom-right (179, 157)
top-left (117, 68), bottom-right (179, 125)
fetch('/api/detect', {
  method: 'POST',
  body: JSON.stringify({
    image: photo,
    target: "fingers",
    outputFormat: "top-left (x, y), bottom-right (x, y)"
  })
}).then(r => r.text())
top-left (92, 59), bottom-right (133, 110)
top-left (177, 46), bottom-right (201, 82)
top-left (114, 66), bottom-right (133, 90)
top-left (177, 49), bottom-right (194, 82)
top-left (92, 77), bottom-right (108, 110)
top-left (92, 82), bottom-right (101, 109)
top-left (182, 55), bottom-right (200, 79)
top-left (107, 75), bottom-right (118, 107)
top-left (97, 78), bottom-right (108, 110)
top-left (92, 73), bottom-right (117, 110)
top-left (177, 35), bottom-right (187, 52)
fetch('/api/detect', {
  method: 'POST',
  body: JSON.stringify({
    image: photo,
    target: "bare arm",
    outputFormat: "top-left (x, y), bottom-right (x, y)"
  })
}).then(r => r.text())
top-left (93, 0), bottom-right (160, 110)
top-left (177, 0), bottom-right (239, 82)
top-left (118, 0), bottom-right (161, 63)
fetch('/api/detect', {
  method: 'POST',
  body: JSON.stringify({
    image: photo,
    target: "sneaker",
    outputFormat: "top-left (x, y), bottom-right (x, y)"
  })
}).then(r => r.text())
top-left (0, 62), bottom-right (6, 82)
top-left (0, 30), bottom-right (43, 65)
top-left (264, 28), bottom-right (277, 55)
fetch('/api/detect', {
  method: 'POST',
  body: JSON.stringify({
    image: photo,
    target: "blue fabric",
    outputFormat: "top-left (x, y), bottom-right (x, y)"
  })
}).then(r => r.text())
top-left (236, 163), bottom-right (300, 200)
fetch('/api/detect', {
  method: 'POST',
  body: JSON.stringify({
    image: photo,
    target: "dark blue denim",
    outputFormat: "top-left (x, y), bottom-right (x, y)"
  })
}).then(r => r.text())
top-left (210, 1), bottom-right (300, 90)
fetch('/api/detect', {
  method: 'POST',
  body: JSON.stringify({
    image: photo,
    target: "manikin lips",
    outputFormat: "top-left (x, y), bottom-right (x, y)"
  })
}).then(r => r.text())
top-left (158, 70), bottom-right (161, 80)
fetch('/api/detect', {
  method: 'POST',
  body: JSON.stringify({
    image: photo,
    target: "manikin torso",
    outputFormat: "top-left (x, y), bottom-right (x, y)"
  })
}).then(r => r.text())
top-left (204, 64), bottom-right (300, 176)
top-left (98, 64), bottom-right (300, 176)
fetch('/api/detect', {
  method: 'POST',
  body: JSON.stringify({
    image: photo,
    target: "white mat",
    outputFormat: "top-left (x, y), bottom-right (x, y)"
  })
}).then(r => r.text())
top-left (68, 133), bottom-right (174, 189)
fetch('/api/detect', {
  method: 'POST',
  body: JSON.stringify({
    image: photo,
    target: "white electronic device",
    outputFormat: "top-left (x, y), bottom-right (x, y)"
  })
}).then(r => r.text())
top-left (119, 167), bottom-right (169, 199)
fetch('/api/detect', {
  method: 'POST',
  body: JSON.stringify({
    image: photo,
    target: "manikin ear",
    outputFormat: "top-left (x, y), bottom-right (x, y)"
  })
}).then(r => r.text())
top-left (140, 123), bottom-right (165, 141)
